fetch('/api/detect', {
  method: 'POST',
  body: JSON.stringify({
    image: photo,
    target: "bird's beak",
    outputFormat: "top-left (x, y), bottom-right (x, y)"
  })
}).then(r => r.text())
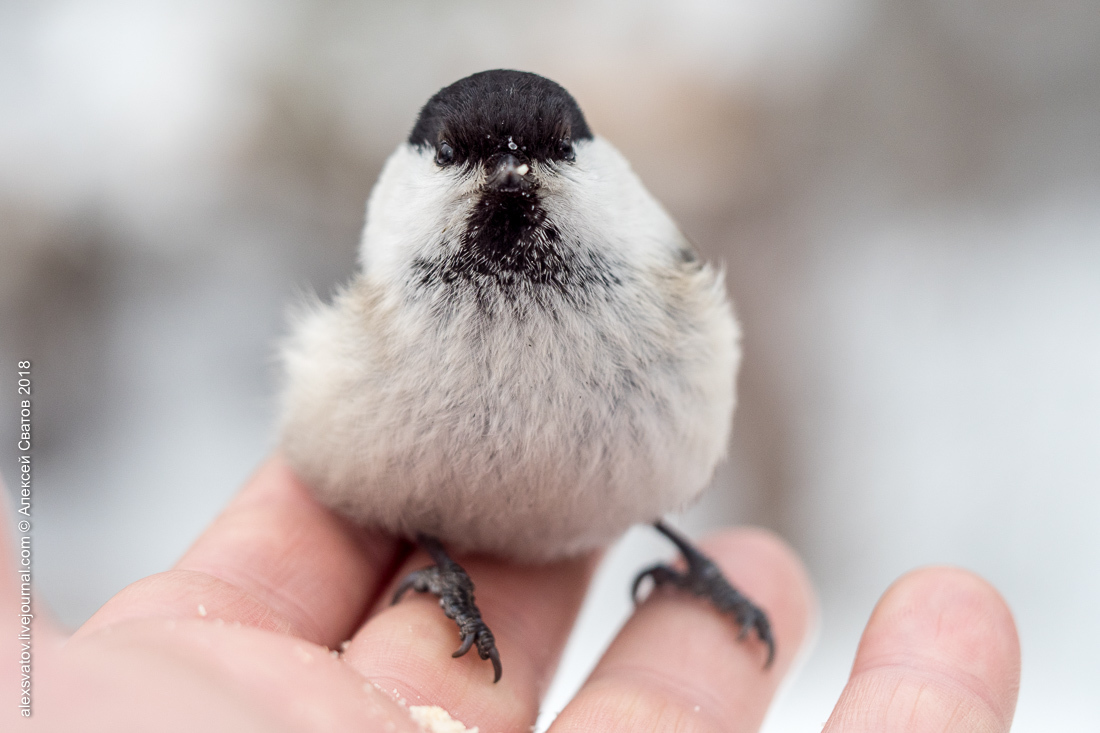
top-left (487, 154), bottom-right (533, 193)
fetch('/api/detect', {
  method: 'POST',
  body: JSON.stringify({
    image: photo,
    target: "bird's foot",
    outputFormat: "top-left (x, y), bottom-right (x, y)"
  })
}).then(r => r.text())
top-left (392, 534), bottom-right (502, 682)
top-left (633, 521), bottom-right (775, 668)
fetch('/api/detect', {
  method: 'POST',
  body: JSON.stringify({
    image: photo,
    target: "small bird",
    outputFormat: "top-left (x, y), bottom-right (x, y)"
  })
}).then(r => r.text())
top-left (278, 70), bottom-right (772, 682)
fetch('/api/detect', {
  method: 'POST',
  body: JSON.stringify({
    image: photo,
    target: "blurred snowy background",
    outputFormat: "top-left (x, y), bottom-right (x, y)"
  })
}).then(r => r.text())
top-left (1, 1), bottom-right (1098, 729)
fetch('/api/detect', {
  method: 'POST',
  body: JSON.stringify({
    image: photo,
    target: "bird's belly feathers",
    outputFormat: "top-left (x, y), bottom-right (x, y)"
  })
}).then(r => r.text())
top-left (279, 274), bottom-right (737, 561)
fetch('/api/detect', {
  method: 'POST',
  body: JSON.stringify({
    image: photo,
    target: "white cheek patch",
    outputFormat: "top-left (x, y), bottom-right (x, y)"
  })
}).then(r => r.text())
top-left (360, 144), bottom-right (478, 276)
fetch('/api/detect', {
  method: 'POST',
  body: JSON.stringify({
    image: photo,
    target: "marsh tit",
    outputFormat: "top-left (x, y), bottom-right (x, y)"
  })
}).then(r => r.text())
top-left (278, 70), bottom-right (772, 682)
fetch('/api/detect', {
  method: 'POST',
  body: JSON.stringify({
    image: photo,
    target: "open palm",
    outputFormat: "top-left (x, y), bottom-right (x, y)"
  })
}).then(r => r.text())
top-left (2, 457), bottom-right (1019, 731)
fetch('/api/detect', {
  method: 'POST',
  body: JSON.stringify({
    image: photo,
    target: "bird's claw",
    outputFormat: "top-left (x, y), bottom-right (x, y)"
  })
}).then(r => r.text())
top-left (391, 537), bottom-right (503, 682)
top-left (486, 644), bottom-right (502, 683)
top-left (635, 522), bottom-right (777, 669)
top-left (451, 617), bottom-right (500, 682)
top-left (453, 631), bottom-right (477, 658)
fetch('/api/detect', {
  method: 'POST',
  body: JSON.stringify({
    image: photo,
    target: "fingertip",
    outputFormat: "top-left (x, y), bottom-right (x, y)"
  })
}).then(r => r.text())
top-left (858, 566), bottom-right (1020, 716)
top-left (827, 566), bottom-right (1020, 733)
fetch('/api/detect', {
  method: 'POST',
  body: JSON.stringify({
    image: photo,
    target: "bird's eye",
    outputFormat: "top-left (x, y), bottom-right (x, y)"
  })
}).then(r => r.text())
top-left (559, 138), bottom-right (575, 162)
top-left (436, 141), bottom-right (455, 166)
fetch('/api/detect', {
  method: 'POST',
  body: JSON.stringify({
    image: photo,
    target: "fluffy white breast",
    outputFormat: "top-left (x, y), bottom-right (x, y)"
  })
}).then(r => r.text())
top-left (278, 138), bottom-right (739, 561)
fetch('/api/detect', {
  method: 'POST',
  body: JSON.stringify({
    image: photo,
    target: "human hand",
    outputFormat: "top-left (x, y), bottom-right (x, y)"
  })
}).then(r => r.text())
top-left (1, 457), bottom-right (1019, 731)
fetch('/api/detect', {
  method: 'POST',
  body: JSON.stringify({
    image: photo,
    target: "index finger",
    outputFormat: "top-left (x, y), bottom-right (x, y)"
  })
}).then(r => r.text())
top-left (76, 455), bottom-right (402, 648)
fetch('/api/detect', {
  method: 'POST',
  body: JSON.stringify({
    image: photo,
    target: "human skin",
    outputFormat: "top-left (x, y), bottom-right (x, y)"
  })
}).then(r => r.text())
top-left (0, 456), bottom-right (1020, 732)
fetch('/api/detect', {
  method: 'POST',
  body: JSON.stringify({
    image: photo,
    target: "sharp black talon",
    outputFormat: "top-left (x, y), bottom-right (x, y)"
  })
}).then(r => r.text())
top-left (631, 566), bottom-right (655, 603)
top-left (390, 534), bottom-right (503, 682)
top-left (635, 520), bottom-right (777, 669)
top-left (631, 563), bottom-right (680, 604)
top-left (391, 571), bottom-right (423, 605)
top-left (453, 632), bottom-right (476, 657)
top-left (487, 645), bottom-right (502, 683)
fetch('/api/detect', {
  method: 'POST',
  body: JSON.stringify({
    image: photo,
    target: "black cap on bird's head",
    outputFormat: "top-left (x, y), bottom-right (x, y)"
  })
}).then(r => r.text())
top-left (409, 70), bottom-right (592, 180)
